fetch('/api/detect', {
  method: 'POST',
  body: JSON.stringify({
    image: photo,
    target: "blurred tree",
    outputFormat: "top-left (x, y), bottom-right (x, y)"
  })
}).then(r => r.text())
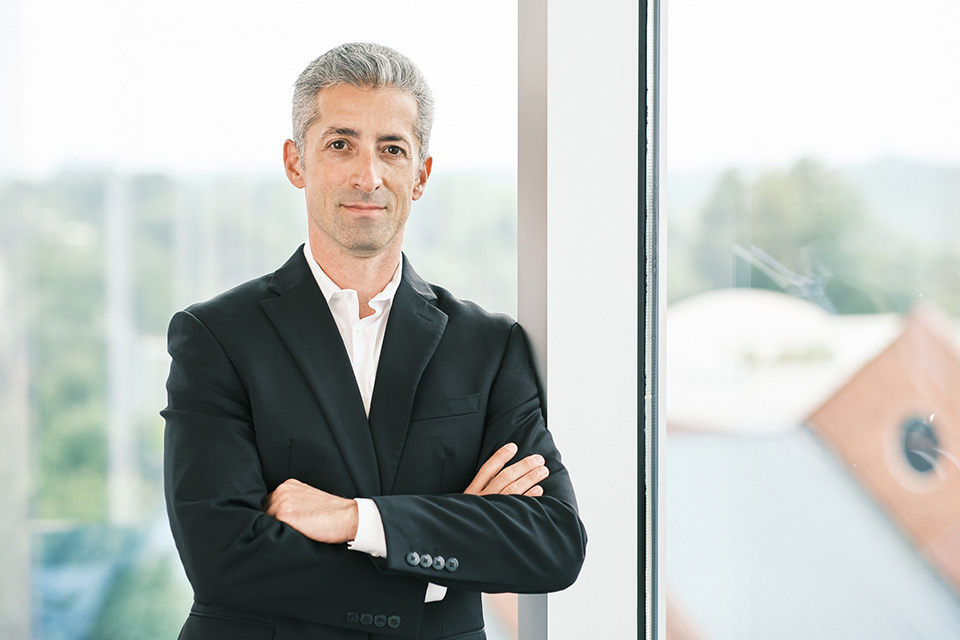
top-left (87, 554), bottom-right (190, 640)
top-left (688, 168), bottom-right (748, 292)
top-left (678, 158), bottom-right (907, 314)
top-left (2, 166), bottom-right (518, 638)
top-left (20, 173), bottom-right (112, 520)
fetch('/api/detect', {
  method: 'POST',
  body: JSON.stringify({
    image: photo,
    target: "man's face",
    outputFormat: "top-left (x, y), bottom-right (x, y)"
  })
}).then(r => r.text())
top-left (283, 84), bottom-right (431, 259)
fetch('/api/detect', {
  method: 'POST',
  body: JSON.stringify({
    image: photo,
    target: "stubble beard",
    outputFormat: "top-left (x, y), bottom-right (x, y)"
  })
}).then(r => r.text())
top-left (327, 208), bottom-right (406, 259)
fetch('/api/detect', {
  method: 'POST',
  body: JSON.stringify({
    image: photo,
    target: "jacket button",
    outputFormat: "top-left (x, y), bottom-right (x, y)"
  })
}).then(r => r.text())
top-left (419, 553), bottom-right (433, 568)
top-left (405, 551), bottom-right (420, 566)
top-left (346, 612), bottom-right (359, 623)
top-left (374, 614), bottom-right (387, 627)
top-left (388, 615), bottom-right (402, 628)
top-left (360, 613), bottom-right (373, 625)
top-left (445, 557), bottom-right (459, 572)
top-left (432, 555), bottom-right (445, 570)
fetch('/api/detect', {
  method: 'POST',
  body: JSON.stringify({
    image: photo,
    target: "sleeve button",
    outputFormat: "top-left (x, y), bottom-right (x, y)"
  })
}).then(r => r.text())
top-left (432, 555), bottom-right (445, 570)
top-left (419, 553), bottom-right (433, 568)
top-left (445, 557), bottom-right (459, 572)
top-left (360, 613), bottom-right (373, 625)
top-left (388, 615), bottom-right (402, 628)
top-left (405, 551), bottom-right (420, 566)
top-left (374, 614), bottom-right (387, 627)
top-left (346, 612), bottom-right (359, 623)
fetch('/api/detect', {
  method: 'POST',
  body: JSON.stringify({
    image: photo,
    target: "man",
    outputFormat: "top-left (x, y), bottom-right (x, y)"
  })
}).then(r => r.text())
top-left (163, 42), bottom-right (585, 640)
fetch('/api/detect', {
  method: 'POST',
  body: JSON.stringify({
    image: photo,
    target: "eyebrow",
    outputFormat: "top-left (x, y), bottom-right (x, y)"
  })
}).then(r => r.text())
top-left (322, 127), bottom-right (410, 145)
top-left (324, 127), bottom-right (360, 138)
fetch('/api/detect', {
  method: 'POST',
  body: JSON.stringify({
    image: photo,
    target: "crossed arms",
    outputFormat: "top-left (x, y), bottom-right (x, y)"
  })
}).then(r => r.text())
top-left (163, 303), bottom-right (586, 632)
top-left (263, 442), bottom-right (549, 545)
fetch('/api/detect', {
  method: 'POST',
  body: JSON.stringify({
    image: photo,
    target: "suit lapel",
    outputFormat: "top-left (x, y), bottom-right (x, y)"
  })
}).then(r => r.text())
top-left (260, 248), bottom-right (381, 498)
top-left (368, 258), bottom-right (448, 495)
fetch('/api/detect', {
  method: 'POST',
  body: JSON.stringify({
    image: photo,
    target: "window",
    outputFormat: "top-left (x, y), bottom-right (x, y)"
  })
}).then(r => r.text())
top-left (1, 2), bottom-right (518, 638)
top-left (665, 1), bottom-right (960, 637)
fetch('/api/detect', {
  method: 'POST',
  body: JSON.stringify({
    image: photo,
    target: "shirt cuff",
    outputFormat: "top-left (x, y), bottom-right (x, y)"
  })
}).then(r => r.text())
top-left (425, 582), bottom-right (447, 602)
top-left (348, 498), bottom-right (448, 603)
top-left (348, 498), bottom-right (387, 558)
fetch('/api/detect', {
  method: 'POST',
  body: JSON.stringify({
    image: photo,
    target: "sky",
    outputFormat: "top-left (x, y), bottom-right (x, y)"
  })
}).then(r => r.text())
top-left (0, 0), bottom-right (518, 176)
top-left (666, 0), bottom-right (960, 170)
top-left (2, 0), bottom-right (958, 177)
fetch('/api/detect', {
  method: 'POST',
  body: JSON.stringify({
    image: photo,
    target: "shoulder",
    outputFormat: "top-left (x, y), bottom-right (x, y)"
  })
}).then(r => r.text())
top-left (412, 277), bottom-right (532, 368)
top-left (408, 271), bottom-right (517, 338)
top-left (433, 283), bottom-right (513, 327)
top-left (401, 255), bottom-right (515, 328)
top-left (178, 247), bottom-right (308, 326)
top-left (180, 273), bottom-right (274, 325)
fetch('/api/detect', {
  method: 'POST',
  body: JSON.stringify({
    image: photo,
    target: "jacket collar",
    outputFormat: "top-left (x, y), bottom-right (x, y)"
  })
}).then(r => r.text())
top-left (368, 257), bottom-right (447, 494)
top-left (261, 246), bottom-right (447, 497)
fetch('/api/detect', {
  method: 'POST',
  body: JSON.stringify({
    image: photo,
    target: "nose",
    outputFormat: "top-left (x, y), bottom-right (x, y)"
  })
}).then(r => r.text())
top-left (352, 148), bottom-right (382, 193)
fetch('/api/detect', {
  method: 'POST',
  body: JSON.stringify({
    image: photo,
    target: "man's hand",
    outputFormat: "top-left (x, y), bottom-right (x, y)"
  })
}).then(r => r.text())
top-left (264, 478), bottom-right (359, 544)
top-left (464, 442), bottom-right (548, 497)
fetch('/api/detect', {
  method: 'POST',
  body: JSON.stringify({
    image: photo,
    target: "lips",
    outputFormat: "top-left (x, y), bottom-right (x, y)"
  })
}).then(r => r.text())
top-left (341, 203), bottom-right (386, 214)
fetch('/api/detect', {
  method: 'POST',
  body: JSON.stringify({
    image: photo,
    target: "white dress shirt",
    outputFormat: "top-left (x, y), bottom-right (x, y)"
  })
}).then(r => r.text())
top-left (302, 242), bottom-right (446, 602)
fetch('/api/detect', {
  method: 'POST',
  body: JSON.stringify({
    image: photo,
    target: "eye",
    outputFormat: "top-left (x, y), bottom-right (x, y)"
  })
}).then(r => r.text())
top-left (330, 140), bottom-right (347, 150)
top-left (384, 145), bottom-right (405, 156)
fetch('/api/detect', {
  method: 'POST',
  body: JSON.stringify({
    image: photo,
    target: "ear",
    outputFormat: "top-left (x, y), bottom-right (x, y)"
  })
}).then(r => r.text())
top-left (283, 139), bottom-right (306, 189)
top-left (412, 156), bottom-right (433, 201)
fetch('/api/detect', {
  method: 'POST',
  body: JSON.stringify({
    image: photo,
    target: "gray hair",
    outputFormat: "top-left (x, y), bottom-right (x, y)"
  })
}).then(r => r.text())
top-left (292, 42), bottom-right (435, 168)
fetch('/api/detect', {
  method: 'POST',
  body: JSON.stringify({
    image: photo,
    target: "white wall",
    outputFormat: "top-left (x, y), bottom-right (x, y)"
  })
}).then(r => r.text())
top-left (519, 1), bottom-right (642, 637)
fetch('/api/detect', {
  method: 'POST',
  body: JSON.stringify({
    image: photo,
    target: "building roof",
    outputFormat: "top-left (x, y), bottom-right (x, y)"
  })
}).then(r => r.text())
top-left (667, 288), bottom-right (900, 433)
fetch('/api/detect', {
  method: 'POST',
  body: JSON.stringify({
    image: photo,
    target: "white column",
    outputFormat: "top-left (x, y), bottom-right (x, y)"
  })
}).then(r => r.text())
top-left (0, 246), bottom-right (32, 638)
top-left (518, 1), bottom-right (642, 638)
top-left (105, 173), bottom-right (138, 523)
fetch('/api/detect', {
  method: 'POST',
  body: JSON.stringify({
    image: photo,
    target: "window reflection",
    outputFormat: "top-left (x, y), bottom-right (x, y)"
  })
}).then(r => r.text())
top-left (666, 0), bottom-right (960, 638)
top-left (0, 3), bottom-right (519, 638)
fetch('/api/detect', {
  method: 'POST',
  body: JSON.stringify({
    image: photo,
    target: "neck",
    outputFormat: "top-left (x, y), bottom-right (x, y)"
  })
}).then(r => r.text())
top-left (308, 232), bottom-right (402, 317)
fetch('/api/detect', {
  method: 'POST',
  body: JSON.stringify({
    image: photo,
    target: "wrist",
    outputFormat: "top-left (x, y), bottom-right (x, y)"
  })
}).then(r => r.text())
top-left (344, 498), bottom-right (359, 542)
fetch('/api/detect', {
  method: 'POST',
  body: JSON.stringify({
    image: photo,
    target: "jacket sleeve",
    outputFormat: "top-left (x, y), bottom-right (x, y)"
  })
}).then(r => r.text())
top-left (162, 310), bottom-right (428, 635)
top-left (371, 323), bottom-right (587, 593)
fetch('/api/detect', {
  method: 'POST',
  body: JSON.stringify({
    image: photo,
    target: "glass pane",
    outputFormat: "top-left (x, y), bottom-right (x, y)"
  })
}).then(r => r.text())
top-left (0, 2), bottom-right (518, 638)
top-left (666, 1), bottom-right (960, 638)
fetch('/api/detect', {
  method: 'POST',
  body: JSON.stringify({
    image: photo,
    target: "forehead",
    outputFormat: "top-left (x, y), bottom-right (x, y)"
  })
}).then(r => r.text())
top-left (311, 85), bottom-right (418, 138)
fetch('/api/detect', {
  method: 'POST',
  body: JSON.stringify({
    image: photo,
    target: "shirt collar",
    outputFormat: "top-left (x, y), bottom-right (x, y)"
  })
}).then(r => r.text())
top-left (302, 241), bottom-right (402, 306)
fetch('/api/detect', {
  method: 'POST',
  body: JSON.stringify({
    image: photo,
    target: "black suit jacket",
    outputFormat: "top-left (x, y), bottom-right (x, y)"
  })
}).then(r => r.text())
top-left (162, 247), bottom-right (586, 639)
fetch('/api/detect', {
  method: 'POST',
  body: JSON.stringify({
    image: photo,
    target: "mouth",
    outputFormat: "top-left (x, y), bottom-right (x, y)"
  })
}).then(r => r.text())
top-left (340, 203), bottom-right (386, 215)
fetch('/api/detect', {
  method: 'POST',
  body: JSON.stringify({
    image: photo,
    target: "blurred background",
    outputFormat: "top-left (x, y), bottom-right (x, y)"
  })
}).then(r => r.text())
top-left (11, 0), bottom-right (957, 638)
top-left (665, 0), bottom-right (960, 638)
top-left (0, 1), bottom-right (520, 638)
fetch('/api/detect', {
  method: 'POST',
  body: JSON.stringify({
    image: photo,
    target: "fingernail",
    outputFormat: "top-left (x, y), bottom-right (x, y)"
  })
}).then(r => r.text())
top-left (506, 442), bottom-right (518, 452)
top-left (534, 455), bottom-right (544, 465)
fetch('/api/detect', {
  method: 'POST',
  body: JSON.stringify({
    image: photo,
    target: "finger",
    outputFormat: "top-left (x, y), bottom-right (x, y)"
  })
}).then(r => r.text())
top-left (523, 485), bottom-right (544, 497)
top-left (264, 478), bottom-right (308, 515)
top-left (264, 491), bottom-right (284, 517)
top-left (464, 443), bottom-right (518, 494)
top-left (484, 454), bottom-right (545, 495)
top-left (500, 463), bottom-right (549, 495)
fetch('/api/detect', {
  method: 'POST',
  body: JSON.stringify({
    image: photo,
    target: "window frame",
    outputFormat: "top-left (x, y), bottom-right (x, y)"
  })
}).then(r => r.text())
top-left (516, 2), bottom-right (654, 637)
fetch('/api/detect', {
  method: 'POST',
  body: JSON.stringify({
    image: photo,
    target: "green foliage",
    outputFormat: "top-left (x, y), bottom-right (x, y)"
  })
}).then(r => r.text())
top-left (13, 175), bottom-right (111, 521)
top-left (87, 556), bottom-right (191, 640)
top-left (1, 166), bottom-right (517, 636)
top-left (36, 525), bottom-right (192, 639)
top-left (128, 174), bottom-right (178, 334)
top-left (750, 158), bottom-right (862, 264)
top-left (404, 170), bottom-right (518, 316)
top-left (672, 157), bottom-right (960, 315)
